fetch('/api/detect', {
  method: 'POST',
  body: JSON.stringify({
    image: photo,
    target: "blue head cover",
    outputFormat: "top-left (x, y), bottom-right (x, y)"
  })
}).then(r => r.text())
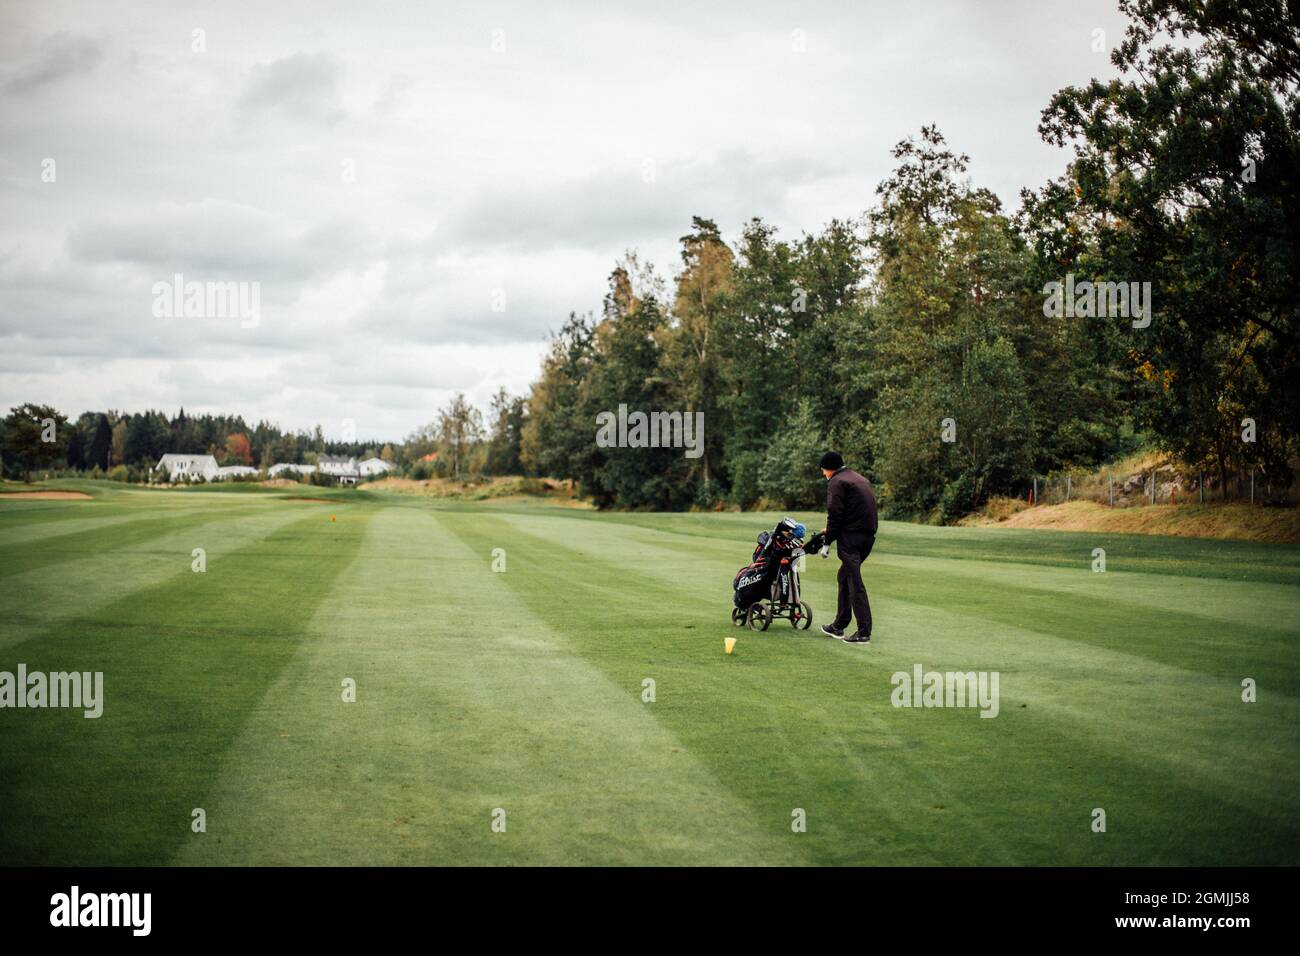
top-left (793, 522), bottom-right (807, 539)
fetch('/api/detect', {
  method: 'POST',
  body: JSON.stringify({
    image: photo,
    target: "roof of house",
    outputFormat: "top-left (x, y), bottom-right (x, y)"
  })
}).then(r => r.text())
top-left (157, 454), bottom-right (218, 467)
top-left (319, 454), bottom-right (355, 465)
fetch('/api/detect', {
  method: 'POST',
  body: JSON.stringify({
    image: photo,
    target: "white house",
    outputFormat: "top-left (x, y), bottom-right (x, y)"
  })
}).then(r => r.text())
top-left (156, 454), bottom-right (219, 482)
top-left (318, 455), bottom-right (360, 484)
top-left (358, 457), bottom-right (394, 477)
top-left (268, 462), bottom-right (316, 478)
top-left (215, 465), bottom-right (259, 480)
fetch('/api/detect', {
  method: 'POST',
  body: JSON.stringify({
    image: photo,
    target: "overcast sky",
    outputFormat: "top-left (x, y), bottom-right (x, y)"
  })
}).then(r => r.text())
top-left (0, 0), bottom-right (1127, 442)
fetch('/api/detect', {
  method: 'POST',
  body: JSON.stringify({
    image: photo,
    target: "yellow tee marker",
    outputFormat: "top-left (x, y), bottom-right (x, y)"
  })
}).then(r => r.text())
top-left (724, 637), bottom-right (736, 654)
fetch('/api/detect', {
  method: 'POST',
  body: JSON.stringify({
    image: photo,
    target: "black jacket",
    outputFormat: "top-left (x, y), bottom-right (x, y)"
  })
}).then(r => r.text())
top-left (825, 467), bottom-right (878, 542)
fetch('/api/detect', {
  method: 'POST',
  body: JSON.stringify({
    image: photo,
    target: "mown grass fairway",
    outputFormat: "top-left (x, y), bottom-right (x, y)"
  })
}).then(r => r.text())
top-left (1, 482), bottom-right (1297, 865)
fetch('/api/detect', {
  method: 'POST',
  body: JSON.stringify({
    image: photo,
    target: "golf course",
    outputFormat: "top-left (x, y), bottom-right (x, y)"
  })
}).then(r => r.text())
top-left (1, 482), bottom-right (1297, 866)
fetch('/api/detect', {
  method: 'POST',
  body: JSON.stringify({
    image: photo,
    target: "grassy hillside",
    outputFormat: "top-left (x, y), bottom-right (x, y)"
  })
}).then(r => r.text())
top-left (964, 498), bottom-right (1300, 545)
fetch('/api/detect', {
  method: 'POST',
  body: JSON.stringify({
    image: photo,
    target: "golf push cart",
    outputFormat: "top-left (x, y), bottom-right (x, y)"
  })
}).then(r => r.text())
top-left (730, 517), bottom-right (828, 632)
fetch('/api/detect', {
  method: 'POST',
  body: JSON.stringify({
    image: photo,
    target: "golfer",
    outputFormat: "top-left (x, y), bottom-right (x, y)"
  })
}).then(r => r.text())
top-left (817, 451), bottom-right (878, 645)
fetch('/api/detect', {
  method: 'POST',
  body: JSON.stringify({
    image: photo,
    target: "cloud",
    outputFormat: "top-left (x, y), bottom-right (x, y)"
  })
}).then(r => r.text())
top-left (2, 32), bottom-right (103, 94)
top-left (349, 242), bottom-right (609, 347)
top-left (155, 359), bottom-right (286, 407)
top-left (0, 0), bottom-right (1129, 439)
top-left (279, 344), bottom-right (483, 393)
top-left (237, 52), bottom-right (346, 126)
top-left (438, 150), bottom-right (842, 255)
top-left (66, 199), bottom-right (374, 288)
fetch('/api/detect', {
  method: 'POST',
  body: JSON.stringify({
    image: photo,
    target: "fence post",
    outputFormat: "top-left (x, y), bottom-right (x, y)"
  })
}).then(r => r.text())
top-left (1032, 477), bottom-right (1037, 506)
top-left (1066, 475), bottom-right (1071, 502)
top-left (1108, 475), bottom-right (1114, 508)
top-left (1150, 471), bottom-right (1156, 505)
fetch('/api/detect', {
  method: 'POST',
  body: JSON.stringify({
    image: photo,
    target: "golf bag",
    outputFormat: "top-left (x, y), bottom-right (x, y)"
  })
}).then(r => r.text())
top-left (733, 550), bottom-right (779, 609)
top-left (732, 517), bottom-right (802, 609)
top-left (730, 516), bottom-right (814, 630)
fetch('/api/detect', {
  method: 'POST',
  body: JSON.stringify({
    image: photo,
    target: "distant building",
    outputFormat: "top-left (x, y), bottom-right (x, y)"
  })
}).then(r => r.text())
top-left (358, 457), bottom-right (394, 477)
top-left (215, 465), bottom-right (259, 480)
top-left (156, 454), bottom-right (219, 482)
top-left (268, 463), bottom-right (316, 478)
top-left (318, 455), bottom-right (360, 485)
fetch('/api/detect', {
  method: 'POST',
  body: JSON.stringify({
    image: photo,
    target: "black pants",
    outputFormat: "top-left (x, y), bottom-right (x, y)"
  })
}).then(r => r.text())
top-left (833, 531), bottom-right (874, 635)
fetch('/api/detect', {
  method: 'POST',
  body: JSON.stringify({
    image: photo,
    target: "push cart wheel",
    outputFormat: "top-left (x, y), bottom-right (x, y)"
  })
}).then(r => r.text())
top-left (796, 601), bottom-right (813, 630)
top-left (747, 603), bottom-right (772, 632)
top-left (731, 607), bottom-right (746, 627)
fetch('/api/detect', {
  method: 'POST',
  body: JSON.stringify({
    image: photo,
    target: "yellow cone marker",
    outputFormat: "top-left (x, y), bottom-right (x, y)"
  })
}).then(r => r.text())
top-left (330, 515), bottom-right (336, 522)
top-left (724, 637), bottom-right (736, 654)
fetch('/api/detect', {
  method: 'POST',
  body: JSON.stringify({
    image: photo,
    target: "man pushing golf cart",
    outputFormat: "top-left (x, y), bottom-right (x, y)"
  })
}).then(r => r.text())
top-left (728, 451), bottom-right (877, 645)
top-left (816, 451), bottom-right (877, 646)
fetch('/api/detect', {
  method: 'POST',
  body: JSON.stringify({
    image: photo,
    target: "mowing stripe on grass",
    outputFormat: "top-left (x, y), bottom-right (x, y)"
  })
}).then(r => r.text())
top-left (173, 506), bottom-right (806, 866)
top-left (874, 549), bottom-right (1298, 633)
top-left (866, 593), bottom-right (1300, 863)
top-left (876, 521), bottom-right (1300, 586)
top-left (3, 493), bottom-right (1295, 866)
top-left (0, 508), bottom-right (153, 547)
top-left (436, 510), bottom-right (983, 865)
top-left (0, 506), bottom-right (368, 865)
top-left (0, 503), bottom-right (314, 652)
top-left (435, 506), bottom-right (1300, 865)
top-left (0, 502), bottom-right (278, 582)
top-left (861, 555), bottom-right (1299, 695)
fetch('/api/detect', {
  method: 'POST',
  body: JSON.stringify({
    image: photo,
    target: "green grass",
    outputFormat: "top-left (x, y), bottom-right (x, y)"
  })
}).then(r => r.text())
top-left (1, 484), bottom-right (1297, 865)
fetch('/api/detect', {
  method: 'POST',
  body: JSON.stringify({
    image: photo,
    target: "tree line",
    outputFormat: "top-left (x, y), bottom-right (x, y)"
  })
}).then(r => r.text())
top-left (0, 404), bottom-right (394, 482)
top-left (516, 0), bottom-right (1298, 516)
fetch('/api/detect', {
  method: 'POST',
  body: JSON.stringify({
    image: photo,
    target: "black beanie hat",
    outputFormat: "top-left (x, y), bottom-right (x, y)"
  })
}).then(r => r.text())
top-left (819, 451), bottom-right (844, 471)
